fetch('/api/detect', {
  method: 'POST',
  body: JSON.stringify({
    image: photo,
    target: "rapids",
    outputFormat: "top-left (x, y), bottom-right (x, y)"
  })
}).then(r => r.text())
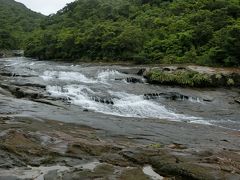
top-left (0, 57), bottom-right (240, 131)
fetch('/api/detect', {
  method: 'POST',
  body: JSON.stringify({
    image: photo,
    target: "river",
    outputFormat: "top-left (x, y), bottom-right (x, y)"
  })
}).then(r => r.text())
top-left (0, 57), bottom-right (240, 133)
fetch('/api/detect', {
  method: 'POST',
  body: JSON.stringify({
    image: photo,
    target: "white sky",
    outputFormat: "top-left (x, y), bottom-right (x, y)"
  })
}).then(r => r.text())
top-left (15, 0), bottom-right (76, 15)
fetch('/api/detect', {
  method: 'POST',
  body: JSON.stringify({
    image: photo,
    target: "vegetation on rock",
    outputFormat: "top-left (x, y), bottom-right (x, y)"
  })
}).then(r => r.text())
top-left (145, 68), bottom-right (240, 87)
top-left (146, 69), bottom-right (212, 87)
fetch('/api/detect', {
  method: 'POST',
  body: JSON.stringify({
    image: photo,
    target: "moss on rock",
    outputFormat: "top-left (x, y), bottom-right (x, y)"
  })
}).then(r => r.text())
top-left (146, 70), bottom-right (212, 87)
top-left (145, 67), bottom-right (240, 87)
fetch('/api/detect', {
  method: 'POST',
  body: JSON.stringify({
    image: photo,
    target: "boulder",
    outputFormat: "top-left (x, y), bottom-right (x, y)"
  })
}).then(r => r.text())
top-left (137, 68), bottom-right (146, 76)
top-left (235, 98), bottom-right (240, 104)
top-left (126, 77), bottom-right (143, 83)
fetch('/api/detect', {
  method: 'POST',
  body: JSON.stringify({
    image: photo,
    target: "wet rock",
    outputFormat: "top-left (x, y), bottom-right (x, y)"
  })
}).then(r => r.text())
top-left (154, 161), bottom-right (215, 179)
top-left (0, 87), bottom-right (13, 96)
top-left (177, 67), bottom-right (186, 70)
top-left (0, 84), bottom-right (44, 99)
top-left (44, 170), bottom-right (59, 180)
top-left (144, 92), bottom-right (191, 101)
top-left (101, 153), bottom-right (133, 167)
top-left (0, 114), bottom-right (238, 179)
top-left (235, 98), bottom-right (240, 104)
top-left (91, 96), bottom-right (114, 105)
top-left (0, 72), bottom-right (36, 78)
top-left (14, 83), bottom-right (46, 89)
top-left (0, 72), bottom-right (17, 77)
top-left (63, 163), bottom-right (114, 180)
top-left (119, 167), bottom-right (149, 180)
top-left (67, 141), bottom-right (121, 156)
top-left (0, 148), bottom-right (26, 168)
top-left (203, 98), bottom-right (213, 102)
top-left (119, 68), bottom-right (145, 75)
top-left (115, 78), bottom-right (124, 81)
top-left (142, 68), bottom-right (151, 77)
top-left (126, 77), bottom-right (144, 83)
top-left (33, 99), bottom-right (63, 107)
top-left (115, 77), bottom-right (144, 83)
top-left (149, 148), bottom-right (240, 180)
top-left (166, 93), bottom-right (189, 101)
top-left (162, 67), bottom-right (171, 72)
top-left (137, 68), bottom-right (146, 76)
top-left (0, 129), bottom-right (49, 162)
top-left (149, 155), bottom-right (210, 179)
top-left (0, 52), bottom-right (4, 58)
top-left (119, 148), bottom-right (240, 180)
top-left (120, 148), bottom-right (150, 165)
top-left (16, 89), bottom-right (42, 99)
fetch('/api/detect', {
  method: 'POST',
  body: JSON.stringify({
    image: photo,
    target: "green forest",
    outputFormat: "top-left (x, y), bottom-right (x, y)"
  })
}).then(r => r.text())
top-left (1, 0), bottom-right (240, 66)
top-left (0, 0), bottom-right (43, 49)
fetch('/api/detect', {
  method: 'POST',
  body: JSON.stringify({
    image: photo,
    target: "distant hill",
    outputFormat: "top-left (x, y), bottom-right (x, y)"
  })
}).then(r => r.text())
top-left (0, 0), bottom-right (44, 49)
top-left (19, 0), bottom-right (240, 66)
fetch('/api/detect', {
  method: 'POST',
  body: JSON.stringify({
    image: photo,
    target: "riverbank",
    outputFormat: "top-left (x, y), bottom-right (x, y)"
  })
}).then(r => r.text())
top-left (0, 57), bottom-right (239, 179)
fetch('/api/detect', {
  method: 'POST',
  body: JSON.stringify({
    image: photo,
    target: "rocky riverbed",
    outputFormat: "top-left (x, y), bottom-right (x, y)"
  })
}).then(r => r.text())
top-left (0, 57), bottom-right (240, 179)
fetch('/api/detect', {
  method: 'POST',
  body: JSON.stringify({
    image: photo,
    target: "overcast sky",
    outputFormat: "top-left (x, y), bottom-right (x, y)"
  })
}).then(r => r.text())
top-left (15, 0), bottom-right (75, 15)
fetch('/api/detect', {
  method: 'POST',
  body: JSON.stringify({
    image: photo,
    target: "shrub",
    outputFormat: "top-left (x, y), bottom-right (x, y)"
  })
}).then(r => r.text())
top-left (227, 78), bottom-right (235, 86)
top-left (147, 69), bottom-right (212, 87)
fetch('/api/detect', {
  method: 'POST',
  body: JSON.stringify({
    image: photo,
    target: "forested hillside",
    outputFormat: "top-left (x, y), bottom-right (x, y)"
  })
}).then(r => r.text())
top-left (0, 0), bottom-right (44, 49)
top-left (24, 0), bottom-right (240, 66)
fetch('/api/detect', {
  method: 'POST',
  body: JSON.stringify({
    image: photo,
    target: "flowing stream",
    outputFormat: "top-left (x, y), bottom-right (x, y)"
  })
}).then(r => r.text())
top-left (0, 57), bottom-right (240, 131)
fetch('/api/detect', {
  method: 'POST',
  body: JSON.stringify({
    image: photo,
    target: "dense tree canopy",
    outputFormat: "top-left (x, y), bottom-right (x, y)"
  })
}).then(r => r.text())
top-left (1, 0), bottom-right (240, 66)
top-left (0, 0), bottom-right (44, 49)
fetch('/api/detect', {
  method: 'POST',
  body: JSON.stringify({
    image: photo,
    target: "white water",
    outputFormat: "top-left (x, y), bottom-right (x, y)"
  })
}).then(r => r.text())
top-left (189, 97), bottom-right (203, 103)
top-left (46, 84), bottom-right (201, 122)
top-left (1, 58), bottom-right (239, 129)
top-left (41, 71), bottom-right (97, 83)
top-left (97, 69), bottom-right (123, 82)
top-left (41, 69), bottom-right (208, 123)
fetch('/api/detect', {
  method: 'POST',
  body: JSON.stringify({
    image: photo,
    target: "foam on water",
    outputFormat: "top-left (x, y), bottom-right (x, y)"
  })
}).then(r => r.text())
top-left (41, 69), bottom-right (124, 84)
top-left (188, 97), bottom-right (203, 103)
top-left (4, 62), bottom-right (20, 67)
top-left (41, 71), bottom-right (97, 83)
top-left (97, 69), bottom-right (124, 82)
top-left (46, 85), bottom-right (203, 122)
top-left (107, 91), bottom-right (199, 121)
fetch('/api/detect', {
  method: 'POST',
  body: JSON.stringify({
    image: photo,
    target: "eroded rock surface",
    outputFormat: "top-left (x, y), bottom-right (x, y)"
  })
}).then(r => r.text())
top-left (0, 116), bottom-right (239, 179)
